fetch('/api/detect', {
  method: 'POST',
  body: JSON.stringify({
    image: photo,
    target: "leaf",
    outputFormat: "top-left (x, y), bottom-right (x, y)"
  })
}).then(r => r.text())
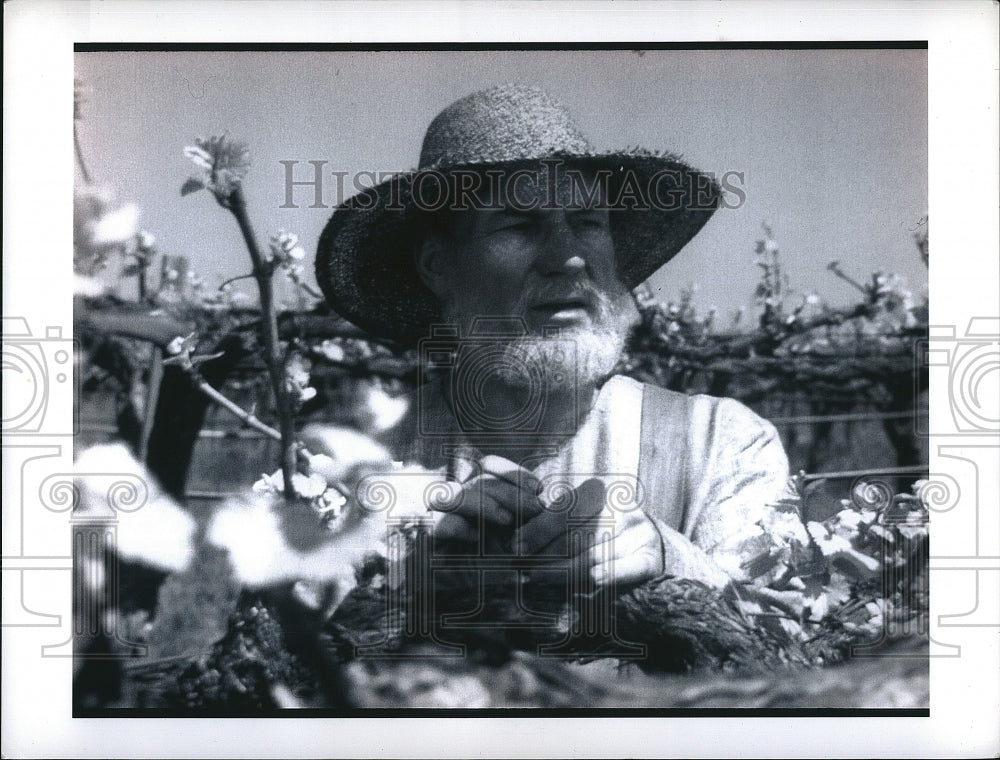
top-left (806, 521), bottom-right (852, 556)
top-left (867, 524), bottom-right (895, 544)
top-left (183, 145), bottom-right (214, 170)
top-left (897, 524), bottom-right (928, 541)
top-left (830, 547), bottom-right (881, 580)
top-left (181, 176), bottom-right (206, 196)
top-left (740, 548), bottom-right (783, 581)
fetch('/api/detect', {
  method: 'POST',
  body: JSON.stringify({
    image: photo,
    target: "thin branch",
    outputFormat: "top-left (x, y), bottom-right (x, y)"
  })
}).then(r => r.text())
top-left (75, 130), bottom-right (93, 184)
top-left (138, 350), bottom-right (164, 462)
top-left (227, 186), bottom-right (298, 500)
top-left (826, 261), bottom-right (869, 294)
top-left (192, 375), bottom-right (281, 440)
top-left (218, 272), bottom-right (257, 291)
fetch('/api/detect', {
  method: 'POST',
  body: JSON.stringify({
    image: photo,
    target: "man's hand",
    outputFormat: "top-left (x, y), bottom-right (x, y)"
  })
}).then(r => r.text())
top-left (513, 477), bottom-right (665, 588)
top-left (431, 455), bottom-right (545, 542)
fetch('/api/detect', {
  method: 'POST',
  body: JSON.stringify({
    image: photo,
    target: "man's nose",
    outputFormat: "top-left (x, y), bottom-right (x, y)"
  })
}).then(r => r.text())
top-left (534, 213), bottom-right (587, 276)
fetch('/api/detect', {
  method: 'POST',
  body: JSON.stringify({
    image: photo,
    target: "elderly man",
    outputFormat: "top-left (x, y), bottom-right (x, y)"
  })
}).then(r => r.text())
top-left (315, 84), bottom-right (802, 594)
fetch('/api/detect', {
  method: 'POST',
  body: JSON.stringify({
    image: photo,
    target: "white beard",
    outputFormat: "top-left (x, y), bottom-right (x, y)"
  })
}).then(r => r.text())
top-left (492, 321), bottom-right (627, 391)
top-left (443, 284), bottom-right (637, 394)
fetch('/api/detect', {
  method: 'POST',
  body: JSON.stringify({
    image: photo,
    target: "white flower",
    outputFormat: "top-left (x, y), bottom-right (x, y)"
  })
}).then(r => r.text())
top-left (74, 444), bottom-right (196, 572)
top-left (73, 274), bottom-right (106, 297)
top-left (284, 351), bottom-right (316, 405)
top-left (315, 340), bottom-right (346, 363)
top-left (253, 469), bottom-right (284, 494)
top-left (291, 472), bottom-right (327, 499)
top-left (269, 230), bottom-right (306, 265)
top-left (359, 381), bottom-right (410, 433)
top-left (300, 425), bottom-right (393, 483)
top-left (91, 204), bottom-right (138, 247)
top-left (285, 352), bottom-right (312, 385)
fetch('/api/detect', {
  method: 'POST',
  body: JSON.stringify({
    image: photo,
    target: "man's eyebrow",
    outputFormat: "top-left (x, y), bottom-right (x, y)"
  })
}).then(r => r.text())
top-left (487, 207), bottom-right (541, 218)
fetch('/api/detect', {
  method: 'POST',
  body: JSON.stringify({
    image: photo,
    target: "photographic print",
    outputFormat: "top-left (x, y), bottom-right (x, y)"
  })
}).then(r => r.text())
top-left (3, 3), bottom-right (998, 758)
top-left (69, 45), bottom-right (931, 713)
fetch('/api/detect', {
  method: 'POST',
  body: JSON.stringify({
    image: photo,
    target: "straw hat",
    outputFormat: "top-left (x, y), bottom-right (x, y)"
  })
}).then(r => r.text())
top-left (315, 84), bottom-right (720, 345)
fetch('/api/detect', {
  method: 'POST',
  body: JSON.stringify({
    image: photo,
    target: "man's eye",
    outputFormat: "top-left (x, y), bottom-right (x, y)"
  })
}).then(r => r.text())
top-left (497, 219), bottom-right (534, 232)
top-left (575, 216), bottom-right (607, 230)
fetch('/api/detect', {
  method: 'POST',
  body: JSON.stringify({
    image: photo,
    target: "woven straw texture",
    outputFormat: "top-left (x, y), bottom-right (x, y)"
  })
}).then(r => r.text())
top-left (316, 84), bottom-right (720, 345)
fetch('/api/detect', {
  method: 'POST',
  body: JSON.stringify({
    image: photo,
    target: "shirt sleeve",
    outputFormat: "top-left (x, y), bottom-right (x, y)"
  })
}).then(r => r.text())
top-left (650, 395), bottom-right (807, 587)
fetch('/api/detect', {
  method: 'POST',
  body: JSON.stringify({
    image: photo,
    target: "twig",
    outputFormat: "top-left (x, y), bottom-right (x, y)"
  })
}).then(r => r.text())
top-left (227, 186), bottom-right (298, 500)
top-left (138, 350), bottom-right (164, 462)
top-left (286, 269), bottom-right (325, 300)
top-left (192, 375), bottom-right (281, 441)
top-left (218, 272), bottom-right (257, 291)
top-left (826, 261), bottom-right (869, 295)
top-left (73, 101), bottom-right (93, 184)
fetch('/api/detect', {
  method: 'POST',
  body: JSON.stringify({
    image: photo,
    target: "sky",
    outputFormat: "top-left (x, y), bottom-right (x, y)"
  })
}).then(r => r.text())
top-left (74, 48), bottom-right (928, 319)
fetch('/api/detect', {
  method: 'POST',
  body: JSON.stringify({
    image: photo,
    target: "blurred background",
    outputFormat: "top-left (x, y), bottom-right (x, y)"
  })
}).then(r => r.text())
top-left (74, 48), bottom-right (927, 312)
top-left (74, 47), bottom-right (929, 519)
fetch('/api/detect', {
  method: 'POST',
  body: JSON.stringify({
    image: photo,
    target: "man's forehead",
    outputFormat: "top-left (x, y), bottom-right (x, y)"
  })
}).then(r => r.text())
top-left (447, 163), bottom-right (609, 212)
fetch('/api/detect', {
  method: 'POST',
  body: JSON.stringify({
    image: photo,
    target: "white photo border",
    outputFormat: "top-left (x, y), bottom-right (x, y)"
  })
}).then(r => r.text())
top-left (3, 1), bottom-right (998, 758)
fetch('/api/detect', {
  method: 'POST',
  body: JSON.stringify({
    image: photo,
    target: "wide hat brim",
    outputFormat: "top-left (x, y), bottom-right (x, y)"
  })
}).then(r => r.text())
top-left (316, 151), bottom-right (720, 346)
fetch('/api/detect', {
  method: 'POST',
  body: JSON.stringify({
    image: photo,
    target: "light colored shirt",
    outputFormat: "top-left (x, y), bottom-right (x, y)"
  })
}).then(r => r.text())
top-left (388, 374), bottom-right (806, 588)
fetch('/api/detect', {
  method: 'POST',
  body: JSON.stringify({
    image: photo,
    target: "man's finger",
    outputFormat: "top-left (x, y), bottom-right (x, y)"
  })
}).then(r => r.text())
top-left (591, 550), bottom-right (662, 587)
top-left (428, 478), bottom-right (516, 525)
top-left (479, 476), bottom-right (543, 521)
top-left (433, 513), bottom-right (479, 542)
top-left (512, 478), bottom-right (607, 554)
top-left (476, 456), bottom-right (545, 518)
top-left (512, 479), bottom-right (607, 555)
top-left (478, 455), bottom-right (542, 493)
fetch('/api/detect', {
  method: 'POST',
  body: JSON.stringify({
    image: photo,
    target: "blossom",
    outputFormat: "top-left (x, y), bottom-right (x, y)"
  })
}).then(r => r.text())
top-left (251, 466), bottom-right (348, 529)
top-left (162, 331), bottom-right (223, 371)
top-left (284, 351), bottom-right (317, 405)
top-left (181, 133), bottom-right (252, 200)
top-left (268, 230), bottom-right (306, 265)
top-left (165, 331), bottom-right (197, 357)
top-left (137, 231), bottom-right (156, 250)
top-left (315, 339), bottom-right (346, 363)
top-left (74, 443), bottom-right (196, 572)
top-left (292, 472), bottom-right (327, 499)
top-left (74, 186), bottom-right (139, 276)
top-left (73, 274), bottom-right (106, 297)
top-left (252, 469), bottom-right (284, 494)
top-left (864, 271), bottom-right (917, 329)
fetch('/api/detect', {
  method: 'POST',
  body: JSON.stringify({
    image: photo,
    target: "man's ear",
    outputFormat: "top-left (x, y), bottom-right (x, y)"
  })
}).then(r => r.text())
top-left (414, 234), bottom-right (452, 299)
